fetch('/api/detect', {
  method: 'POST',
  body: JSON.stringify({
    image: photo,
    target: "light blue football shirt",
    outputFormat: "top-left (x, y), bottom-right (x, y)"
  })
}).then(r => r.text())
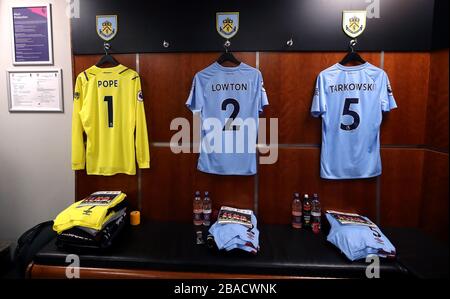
top-left (186, 62), bottom-right (269, 175)
top-left (209, 212), bottom-right (259, 250)
top-left (326, 213), bottom-right (396, 261)
top-left (311, 62), bottom-right (397, 179)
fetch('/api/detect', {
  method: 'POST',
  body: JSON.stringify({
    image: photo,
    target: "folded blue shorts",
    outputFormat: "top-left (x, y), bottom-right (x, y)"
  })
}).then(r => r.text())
top-left (326, 213), bottom-right (396, 261)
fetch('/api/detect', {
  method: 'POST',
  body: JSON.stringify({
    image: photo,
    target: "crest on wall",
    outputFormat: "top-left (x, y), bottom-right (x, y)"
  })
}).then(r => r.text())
top-left (216, 12), bottom-right (239, 39)
top-left (96, 15), bottom-right (118, 41)
top-left (342, 10), bottom-right (366, 38)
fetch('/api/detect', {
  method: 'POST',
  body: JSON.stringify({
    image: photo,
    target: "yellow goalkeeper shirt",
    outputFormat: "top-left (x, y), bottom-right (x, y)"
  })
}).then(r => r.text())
top-left (53, 191), bottom-right (127, 234)
top-left (72, 64), bottom-right (150, 175)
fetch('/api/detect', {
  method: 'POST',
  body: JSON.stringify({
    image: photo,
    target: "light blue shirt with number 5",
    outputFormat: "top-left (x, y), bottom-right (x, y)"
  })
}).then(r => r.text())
top-left (311, 62), bottom-right (397, 179)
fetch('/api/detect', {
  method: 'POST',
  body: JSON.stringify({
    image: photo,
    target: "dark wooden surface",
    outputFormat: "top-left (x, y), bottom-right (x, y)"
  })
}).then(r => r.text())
top-left (380, 149), bottom-right (425, 228)
top-left (420, 49), bottom-right (449, 244)
top-left (381, 53), bottom-right (430, 145)
top-left (29, 264), bottom-right (309, 279)
top-left (420, 150), bottom-right (449, 244)
top-left (426, 50), bottom-right (449, 151)
top-left (31, 222), bottom-right (410, 279)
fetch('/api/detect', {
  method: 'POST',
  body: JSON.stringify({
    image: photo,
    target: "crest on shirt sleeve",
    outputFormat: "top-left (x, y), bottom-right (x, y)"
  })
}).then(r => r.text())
top-left (137, 90), bottom-right (144, 102)
top-left (387, 84), bottom-right (393, 95)
top-left (314, 88), bottom-right (320, 97)
top-left (74, 92), bottom-right (80, 101)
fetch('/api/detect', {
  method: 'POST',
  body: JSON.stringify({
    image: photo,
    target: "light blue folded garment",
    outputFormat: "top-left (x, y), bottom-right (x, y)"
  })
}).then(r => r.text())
top-left (223, 236), bottom-right (258, 251)
top-left (209, 212), bottom-right (259, 251)
top-left (224, 242), bottom-right (258, 254)
top-left (326, 213), bottom-right (396, 261)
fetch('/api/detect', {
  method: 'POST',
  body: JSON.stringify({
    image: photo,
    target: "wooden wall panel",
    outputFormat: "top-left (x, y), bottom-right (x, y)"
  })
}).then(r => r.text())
top-left (380, 149), bottom-right (425, 227)
top-left (426, 49), bottom-right (449, 151)
top-left (141, 147), bottom-right (196, 222)
top-left (258, 148), bottom-right (377, 225)
top-left (381, 53), bottom-right (430, 145)
top-left (420, 151), bottom-right (449, 244)
top-left (75, 171), bottom-right (139, 210)
top-left (259, 52), bottom-right (381, 145)
top-left (141, 147), bottom-right (255, 222)
top-left (193, 170), bottom-right (255, 212)
top-left (73, 54), bottom-right (139, 209)
top-left (139, 53), bottom-right (256, 142)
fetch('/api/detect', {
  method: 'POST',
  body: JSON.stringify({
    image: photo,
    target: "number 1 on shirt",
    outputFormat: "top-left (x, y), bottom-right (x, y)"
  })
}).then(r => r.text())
top-left (104, 96), bottom-right (113, 128)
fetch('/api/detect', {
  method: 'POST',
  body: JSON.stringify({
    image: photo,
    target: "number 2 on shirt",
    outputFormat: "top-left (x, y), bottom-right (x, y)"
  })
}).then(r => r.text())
top-left (222, 98), bottom-right (240, 131)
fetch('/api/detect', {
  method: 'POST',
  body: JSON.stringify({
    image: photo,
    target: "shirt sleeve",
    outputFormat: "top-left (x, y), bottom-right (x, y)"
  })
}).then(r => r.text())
top-left (311, 74), bottom-right (327, 117)
top-left (381, 72), bottom-right (397, 112)
top-left (71, 74), bottom-right (86, 170)
top-left (257, 71), bottom-right (269, 112)
top-left (185, 74), bottom-right (204, 112)
top-left (134, 77), bottom-right (150, 169)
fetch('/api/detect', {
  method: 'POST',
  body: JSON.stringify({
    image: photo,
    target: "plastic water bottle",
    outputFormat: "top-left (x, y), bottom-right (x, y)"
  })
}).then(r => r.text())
top-left (202, 191), bottom-right (212, 226)
top-left (193, 191), bottom-right (203, 226)
top-left (311, 193), bottom-right (321, 234)
top-left (302, 194), bottom-right (312, 228)
top-left (291, 192), bottom-right (302, 229)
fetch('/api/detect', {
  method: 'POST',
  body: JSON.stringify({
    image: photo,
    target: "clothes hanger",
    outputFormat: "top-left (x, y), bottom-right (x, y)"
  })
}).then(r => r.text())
top-left (217, 40), bottom-right (240, 66)
top-left (95, 42), bottom-right (119, 67)
top-left (339, 39), bottom-right (366, 65)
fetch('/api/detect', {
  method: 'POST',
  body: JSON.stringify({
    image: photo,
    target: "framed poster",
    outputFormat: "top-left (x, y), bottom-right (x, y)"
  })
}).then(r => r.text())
top-left (7, 69), bottom-right (63, 112)
top-left (11, 4), bottom-right (53, 65)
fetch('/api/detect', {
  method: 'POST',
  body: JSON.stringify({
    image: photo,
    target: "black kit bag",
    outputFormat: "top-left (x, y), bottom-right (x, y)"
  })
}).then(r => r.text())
top-left (12, 221), bottom-right (56, 278)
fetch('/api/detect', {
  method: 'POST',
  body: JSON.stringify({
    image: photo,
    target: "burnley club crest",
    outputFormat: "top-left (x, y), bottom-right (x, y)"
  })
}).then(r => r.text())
top-left (216, 12), bottom-right (239, 39)
top-left (96, 15), bottom-right (118, 41)
top-left (342, 11), bottom-right (367, 38)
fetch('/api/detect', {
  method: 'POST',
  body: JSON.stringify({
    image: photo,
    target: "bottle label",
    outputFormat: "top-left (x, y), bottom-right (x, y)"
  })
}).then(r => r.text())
top-left (304, 215), bottom-right (311, 224)
top-left (193, 212), bottom-right (203, 225)
top-left (292, 216), bottom-right (302, 228)
top-left (311, 212), bottom-right (321, 217)
top-left (292, 211), bottom-right (302, 216)
top-left (312, 222), bottom-right (321, 233)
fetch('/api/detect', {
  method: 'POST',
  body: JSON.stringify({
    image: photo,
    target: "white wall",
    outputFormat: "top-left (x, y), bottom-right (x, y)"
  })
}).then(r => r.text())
top-left (0, 0), bottom-right (74, 244)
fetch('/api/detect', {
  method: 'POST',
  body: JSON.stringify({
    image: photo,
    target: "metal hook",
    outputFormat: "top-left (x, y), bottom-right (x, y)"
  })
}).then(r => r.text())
top-left (349, 39), bottom-right (357, 52)
top-left (224, 39), bottom-right (231, 52)
top-left (286, 38), bottom-right (294, 47)
top-left (163, 40), bottom-right (170, 48)
top-left (103, 42), bottom-right (111, 55)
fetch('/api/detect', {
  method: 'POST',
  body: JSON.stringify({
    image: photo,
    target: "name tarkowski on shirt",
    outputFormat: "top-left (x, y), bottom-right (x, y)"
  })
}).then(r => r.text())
top-left (329, 83), bottom-right (376, 93)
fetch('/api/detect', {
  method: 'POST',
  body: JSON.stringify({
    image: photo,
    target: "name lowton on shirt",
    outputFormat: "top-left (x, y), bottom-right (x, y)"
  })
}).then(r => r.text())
top-left (212, 82), bottom-right (248, 91)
